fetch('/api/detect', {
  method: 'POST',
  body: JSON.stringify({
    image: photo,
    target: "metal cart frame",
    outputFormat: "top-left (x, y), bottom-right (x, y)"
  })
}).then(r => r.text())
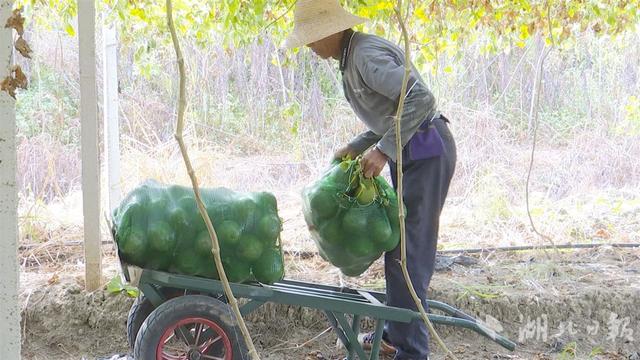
top-left (122, 263), bottom-right (516, 360)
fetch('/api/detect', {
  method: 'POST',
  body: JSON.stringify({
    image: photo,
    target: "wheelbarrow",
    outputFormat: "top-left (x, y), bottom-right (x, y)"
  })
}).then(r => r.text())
top-left (113, 234), bottom-right (516, 359)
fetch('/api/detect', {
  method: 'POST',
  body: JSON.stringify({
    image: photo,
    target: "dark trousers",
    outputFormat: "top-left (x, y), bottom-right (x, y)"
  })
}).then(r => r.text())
top-left (384, 117), bottom-right (456, 359)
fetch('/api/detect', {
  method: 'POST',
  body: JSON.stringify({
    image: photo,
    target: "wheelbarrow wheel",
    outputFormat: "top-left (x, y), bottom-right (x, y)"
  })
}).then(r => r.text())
top-left (127, 294), bottom-right (154, 351)
top-left (126, 288), bottom-right (186, 351)
top-left (134, 294), bottom-right (248, 360)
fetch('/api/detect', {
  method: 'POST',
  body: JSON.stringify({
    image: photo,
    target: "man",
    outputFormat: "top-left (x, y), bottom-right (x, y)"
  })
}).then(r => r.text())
top-left (285, 1), bottom-right (457, 359)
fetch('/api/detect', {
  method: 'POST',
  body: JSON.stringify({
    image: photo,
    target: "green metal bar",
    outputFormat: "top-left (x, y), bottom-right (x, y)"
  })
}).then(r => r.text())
top-left (426, 314), bottom-right (516, 351)
top-left (268, 287), bottom-right (415, 323)
top-left (369, 319), bottom-right (385, 360)
top-left (240, 300), bottom-right (265, 316)
top-left (367, 289), bottom-right (386, 303)
top-left (268, 284), bottom-right (370, 303)
top-left (368, 289), bottom-right (475, 320)
top-left (334, 312), bottom-right (369, 360)
top-left (270, 282), bottom-right (367, 301)
top-left (276, 280), bottom-right (364, 300)
top-left (280, 279), bottom-right (353, 293)
top-left (324, 311), bottom-right (349, 350)
top-left (357, 290), bottom-right (382, 305)
top-left (144, 270), bottom-right (273, 300)
top-left (427, 300), bottom-right (476, 321)
top-left (349, 315), bottom-right (360, 360)
top-left (139, 282), bottom-right (165, 307)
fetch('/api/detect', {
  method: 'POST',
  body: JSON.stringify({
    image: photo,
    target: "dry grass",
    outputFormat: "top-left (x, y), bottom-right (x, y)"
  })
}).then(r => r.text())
top-left (14, 23), bottom-right (640, 271)
top-left (16, 136), bottom-right (640, 266)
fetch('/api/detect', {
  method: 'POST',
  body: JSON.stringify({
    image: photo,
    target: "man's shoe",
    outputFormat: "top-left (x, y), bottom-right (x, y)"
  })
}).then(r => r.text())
top-left (357, 332), bottom-right (396, 355)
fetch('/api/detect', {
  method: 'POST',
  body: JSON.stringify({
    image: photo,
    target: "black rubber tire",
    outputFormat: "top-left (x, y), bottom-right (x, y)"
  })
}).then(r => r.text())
top-left (134, 295), bottom-right (248, 360)
top-left (127, 295), bottom-right (155, 351)
top-left (127, 288), bottom-right (188, 351)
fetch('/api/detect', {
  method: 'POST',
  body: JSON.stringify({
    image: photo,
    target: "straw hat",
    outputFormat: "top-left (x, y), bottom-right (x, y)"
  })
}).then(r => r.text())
top-left (284, 0), bottom-right (368, 49)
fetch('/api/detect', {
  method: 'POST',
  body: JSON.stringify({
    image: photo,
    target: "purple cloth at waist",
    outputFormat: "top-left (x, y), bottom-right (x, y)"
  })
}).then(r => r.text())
top-left (408, 118), bottom-right (445, 161)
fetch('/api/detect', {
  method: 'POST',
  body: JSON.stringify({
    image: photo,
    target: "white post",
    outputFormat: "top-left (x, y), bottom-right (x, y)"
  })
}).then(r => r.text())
top-left (0, 1), bottom-right (22, 358)
top-left (102, 23), bottom-right (121, 213)
top-left (78, 0), bottom-right (102, 291)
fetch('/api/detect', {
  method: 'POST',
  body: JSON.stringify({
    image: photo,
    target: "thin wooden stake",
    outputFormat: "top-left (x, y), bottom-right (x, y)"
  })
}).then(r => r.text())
top-left (165, 1), bottom-right (260, 359)
top-left (392, 2), bottom-right (456, 359)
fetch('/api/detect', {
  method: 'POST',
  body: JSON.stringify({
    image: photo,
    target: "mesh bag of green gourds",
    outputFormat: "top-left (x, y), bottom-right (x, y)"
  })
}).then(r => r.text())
top-left (112, 180), bottom-right (285, 284)
top-left (302, 159), bottom-right (401, 276)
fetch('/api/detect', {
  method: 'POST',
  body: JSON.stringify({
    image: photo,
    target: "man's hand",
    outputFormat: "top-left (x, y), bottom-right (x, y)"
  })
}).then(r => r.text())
top-left (334, 145), bottom-right (359, 161)
top-left (361, 147), bottom-right (388, 178)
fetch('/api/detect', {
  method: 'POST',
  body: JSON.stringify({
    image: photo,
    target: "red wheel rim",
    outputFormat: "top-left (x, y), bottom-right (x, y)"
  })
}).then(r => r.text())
top-left (156, 317), bottom-right (233, 360)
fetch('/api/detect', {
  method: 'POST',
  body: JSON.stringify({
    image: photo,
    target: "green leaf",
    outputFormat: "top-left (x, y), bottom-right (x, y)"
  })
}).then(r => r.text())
top-left (17, 0), bottom-right (640, 60)
top-left (64, 23), bottom-right (75, 37)
top-left (106, 275), bottom-right (139, 297)
top-left (124, 285), bottom-right (140, 298)
top-left (290, 120), bottom-right (299, 135)
top-left (106, 275), bottom-right (124, 294)
top-left (130, 7), bottom-right (146, 20)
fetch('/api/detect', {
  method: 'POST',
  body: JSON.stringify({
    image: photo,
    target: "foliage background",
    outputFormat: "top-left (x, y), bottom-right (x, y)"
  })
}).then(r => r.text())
top-left (12, 1), bottom-right (640, 250)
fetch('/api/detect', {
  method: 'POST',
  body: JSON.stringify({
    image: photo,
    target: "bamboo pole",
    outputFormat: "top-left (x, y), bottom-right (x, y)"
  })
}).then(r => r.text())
top-left (392, 1), bottom-right (456, 358)
top-left (165, 1), bottom-right (260, 358)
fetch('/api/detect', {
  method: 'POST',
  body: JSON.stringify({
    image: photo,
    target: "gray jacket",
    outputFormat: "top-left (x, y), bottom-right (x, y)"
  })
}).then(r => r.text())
top-left (341, 31), bottom-right (437, 161)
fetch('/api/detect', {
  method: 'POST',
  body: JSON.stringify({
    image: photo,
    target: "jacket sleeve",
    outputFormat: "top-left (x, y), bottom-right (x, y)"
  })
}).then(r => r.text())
top-left (347, 130), bottom-right (383, 155)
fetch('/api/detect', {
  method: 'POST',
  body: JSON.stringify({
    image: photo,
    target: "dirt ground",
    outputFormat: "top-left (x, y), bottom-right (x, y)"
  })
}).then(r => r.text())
top-left (18, 245), bottom-right (640, 360)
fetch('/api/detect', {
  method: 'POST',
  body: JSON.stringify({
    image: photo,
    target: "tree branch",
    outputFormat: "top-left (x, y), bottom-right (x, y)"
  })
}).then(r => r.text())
top-left (393, 1), bottom-right (456, 359)
top-left (165, 1), bottom-right (260, 358)
top-left (525, 2), bottom-right (556, 252)
top-left (260, 0), bottom-right (297, 34)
